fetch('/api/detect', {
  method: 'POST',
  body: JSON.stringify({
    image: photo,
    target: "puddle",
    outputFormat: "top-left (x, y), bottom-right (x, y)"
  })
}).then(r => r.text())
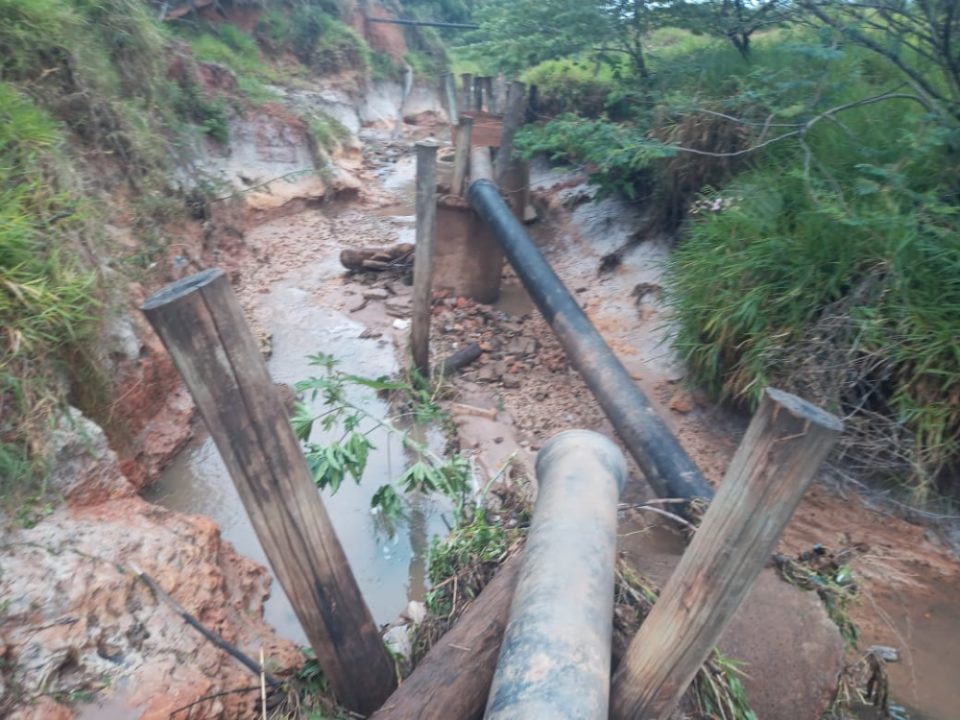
top-left (148, 286), bottom-right (451, 643)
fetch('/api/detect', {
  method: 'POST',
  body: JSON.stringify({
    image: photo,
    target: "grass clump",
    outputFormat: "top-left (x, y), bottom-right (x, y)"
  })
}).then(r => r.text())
top-left (256, 6), bottom-right (371, 75)
top-left (0, 83), bottom-right (100, 496)
top-left (306, 112), bottom-right (350, 155)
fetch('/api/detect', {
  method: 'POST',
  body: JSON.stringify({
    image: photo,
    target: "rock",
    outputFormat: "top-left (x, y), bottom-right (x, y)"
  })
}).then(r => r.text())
top-left (0, 407), bottom-right (301, 719)
top-left (385, 296), bottom-right (412, 318)
top-left (403, 600), bottom-right (427, 626)
top-left (392, 318), bottom-right (411, 331)
top-left (46, 408), bottom-right (136, 507)
top-left (502, 374), bottom-right (521, 389)
top-left (669, 390), bottom-right (694, 414)
top-left (363, 288), bottom-right (390, 301)
top-left (1, 494), bottom-right (302, 719)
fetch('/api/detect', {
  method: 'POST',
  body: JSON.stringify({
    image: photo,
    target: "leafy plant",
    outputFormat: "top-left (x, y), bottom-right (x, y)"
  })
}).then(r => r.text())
top-left (293, 353), bottom-right (472, 525)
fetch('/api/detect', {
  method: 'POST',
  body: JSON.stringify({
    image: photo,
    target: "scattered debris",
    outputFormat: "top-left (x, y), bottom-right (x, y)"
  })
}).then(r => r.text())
top-left (340, 243), bottom-right (414, 272)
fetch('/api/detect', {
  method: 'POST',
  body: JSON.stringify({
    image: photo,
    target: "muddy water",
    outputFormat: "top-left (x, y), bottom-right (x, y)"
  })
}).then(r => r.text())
top-left (147, 293), bottom-right (451, 641)
top-left (147, 148), bottom-right (453, 641)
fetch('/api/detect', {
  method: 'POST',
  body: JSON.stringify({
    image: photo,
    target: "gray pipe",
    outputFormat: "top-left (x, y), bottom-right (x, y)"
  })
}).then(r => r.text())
top-left (484, 430), bottom-right (627, 720)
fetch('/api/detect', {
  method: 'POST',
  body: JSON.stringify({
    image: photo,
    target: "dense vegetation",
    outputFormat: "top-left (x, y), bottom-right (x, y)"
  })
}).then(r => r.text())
top-left (0, 0), bottom-right (444, 503)
top-left (460, 1), bottom-right (960, 498)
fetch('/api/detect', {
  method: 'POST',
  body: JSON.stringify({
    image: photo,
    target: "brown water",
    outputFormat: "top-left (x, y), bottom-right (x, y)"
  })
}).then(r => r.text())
top-left (146, 216), bottom-right (452, 642)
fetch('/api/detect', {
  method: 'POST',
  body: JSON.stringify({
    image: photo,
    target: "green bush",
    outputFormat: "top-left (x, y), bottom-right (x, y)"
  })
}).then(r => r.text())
top-left (522, 57), bottom-right (620, 117)
top-left (256, 5), bottom-right (370, 75)
top-left (669, 111), bottom-right (960, 493)
top-left (307, 111), bottom-right (350, 154)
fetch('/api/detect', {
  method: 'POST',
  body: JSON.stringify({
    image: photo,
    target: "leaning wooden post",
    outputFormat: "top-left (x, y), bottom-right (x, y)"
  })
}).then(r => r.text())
top-left (495, 80), bottom-right (526, 186)
top-left (411, 139), bottom-right (439, 378)
top-left (452, 116), bottom-right (474, 196)
top-left (610, 388), bottom-right (843, 720)
top-left (141, 270), bottom-right (396, 715)
top-left (461, 73), bottom-right (474, 113)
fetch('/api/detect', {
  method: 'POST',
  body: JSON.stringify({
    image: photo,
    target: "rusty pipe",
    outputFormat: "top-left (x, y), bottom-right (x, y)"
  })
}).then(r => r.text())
top-left (467, 177), bottom-right (713, 502)
top-left (484, 430), bottom-right (626, 720)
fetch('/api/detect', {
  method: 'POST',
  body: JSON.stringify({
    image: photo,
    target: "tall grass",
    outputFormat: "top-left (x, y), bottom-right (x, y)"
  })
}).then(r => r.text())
top-left (0, 83), bottom-right (100, 492)
top-left (666, 41), bottom-right (960, 494)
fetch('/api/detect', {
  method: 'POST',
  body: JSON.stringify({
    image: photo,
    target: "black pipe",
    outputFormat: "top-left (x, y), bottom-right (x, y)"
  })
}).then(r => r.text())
top-left (366, 17), bottom-right (480, 30)
top-left (467, 178), bottom-right (714, 502)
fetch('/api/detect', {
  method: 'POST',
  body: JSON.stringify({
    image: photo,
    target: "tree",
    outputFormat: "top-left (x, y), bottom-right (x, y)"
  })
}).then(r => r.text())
top-left (461, 0), bottom-right (668, 77)
top-left (666, 0), bottom-right (791, 58)
top-left (797, 0), bottom-right (960, 119)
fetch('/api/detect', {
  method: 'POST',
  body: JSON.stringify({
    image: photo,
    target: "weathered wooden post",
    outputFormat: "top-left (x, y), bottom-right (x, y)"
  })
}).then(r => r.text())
top-left (482, 76), bottom-right (497, 114)
top-left (411, 139), bottom-right (439, 378)
top-left (141, 269), bottom-right (396, 715)
top-left (444, 72), bottom-right (459, 126)
top-left (495, 81), bottom-right (526, 186)
top-left (610, 388), bottom-right (843, 720)
top-left (474, 75), bottom-right (485, 113)
top-left (461, 73), bottom-right (474, 113)
top-left (452, 116), bottom-right (474, 196)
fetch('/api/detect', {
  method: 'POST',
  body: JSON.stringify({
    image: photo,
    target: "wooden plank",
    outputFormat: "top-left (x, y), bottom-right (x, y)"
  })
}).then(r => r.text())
top-left (370, 556), bottom-right (522, 720)
top-left (141, 269), bottom-right (396, 715)
top-left (495, 81), bottom-right (526, 186)
top-left (452, 117), bottom-right (474, 196)
top-left (610, 388), bottom-right (843, 720)
top-left (411, 140), bottom-right (439, 378)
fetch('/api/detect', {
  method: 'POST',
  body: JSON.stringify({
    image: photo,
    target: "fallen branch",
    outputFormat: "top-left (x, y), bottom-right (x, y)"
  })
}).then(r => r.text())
top-left (340, 244), bottom-right (415, 272)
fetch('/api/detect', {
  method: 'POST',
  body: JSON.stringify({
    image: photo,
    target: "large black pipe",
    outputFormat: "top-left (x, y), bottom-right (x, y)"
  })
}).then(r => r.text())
top-left (467, 178), bottom-right (714, 501)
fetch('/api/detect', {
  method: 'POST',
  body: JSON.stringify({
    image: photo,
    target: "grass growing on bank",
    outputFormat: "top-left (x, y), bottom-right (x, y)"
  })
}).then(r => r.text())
top-left (517, 31), bottom-right (960, 497)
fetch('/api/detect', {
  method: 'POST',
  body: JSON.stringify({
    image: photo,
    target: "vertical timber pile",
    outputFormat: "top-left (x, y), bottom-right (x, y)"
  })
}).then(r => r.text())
top-left (141, 270), bottom-right (396, 714)
top-left (411, 140), bottom-right (439, 377)
top-left (461, 73), bottom-right (474, 113)
top-left (443, 72), bottom-right (459, 125)
top-left (610, 388), bottom-right (843, 719)
top-left (495, 81), bottom-right (526, 186)
top-left (452, 116), bottom-right (474, 196)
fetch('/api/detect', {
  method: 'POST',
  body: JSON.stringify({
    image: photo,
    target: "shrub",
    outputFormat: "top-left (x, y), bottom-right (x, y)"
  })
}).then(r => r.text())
top-left (522, 57), bottom-right (620, 117)
top-left (257, 5), bottom-right (370, 75)
top-left (668, 117), bottom-right (960, 494)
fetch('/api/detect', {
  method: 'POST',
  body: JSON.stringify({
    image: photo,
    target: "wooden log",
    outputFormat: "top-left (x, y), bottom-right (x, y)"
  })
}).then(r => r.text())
top-left (141, 269), bottom-right (396, 714)
top-left (610, 388), bottom-right (843, 720)
top-left (411, 140), bottom-right (439, 378)
top-left (340, 243), bottom-right (414, 272)
top-left (440, 341), bottom-right (482, 376)
top-left (495, 81), bottom-right (526, 186)
top-left (370, 555), bottom-right (522, 720)
top-left (452, 117), bottom-right (474, 197)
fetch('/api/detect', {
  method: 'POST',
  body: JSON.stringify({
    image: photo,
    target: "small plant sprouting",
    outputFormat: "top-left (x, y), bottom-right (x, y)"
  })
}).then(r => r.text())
top-left (293, 353), bottom-right (472, 528)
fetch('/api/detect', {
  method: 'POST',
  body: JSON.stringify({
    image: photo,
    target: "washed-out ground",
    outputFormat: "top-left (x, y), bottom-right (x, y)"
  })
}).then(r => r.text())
top-left (2, 80), bottom-right (958, 719)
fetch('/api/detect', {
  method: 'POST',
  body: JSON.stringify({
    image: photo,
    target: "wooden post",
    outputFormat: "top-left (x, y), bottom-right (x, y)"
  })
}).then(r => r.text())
top-left (141, 269), bottom-right (396, 715)
top-left (461, 73), bottom-right (474, 113)
top-left (483, 76), bottom-right (497, 114)
top-left (474, 76), bottom-right (486, 113)
top-left (452, 116), bottom-right (474, 196)
top-left (370, 555), bottom-right (522, 720)
top-left (411, 140), bottom-right (439, 378)
top-left (610, 388), bottom-right (843, 720)
top-left (444, 72), bottom-right (459, 126)
top-left (495, 81), bottom-right (526, 186)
